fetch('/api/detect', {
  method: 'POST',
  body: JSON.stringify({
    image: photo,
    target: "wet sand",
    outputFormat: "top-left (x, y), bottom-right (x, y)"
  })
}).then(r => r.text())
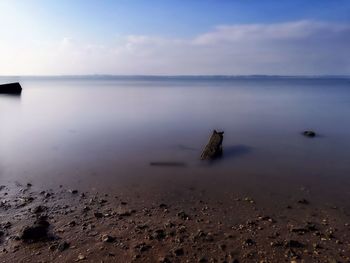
top-left (1, 181), bottom-right (349, 263)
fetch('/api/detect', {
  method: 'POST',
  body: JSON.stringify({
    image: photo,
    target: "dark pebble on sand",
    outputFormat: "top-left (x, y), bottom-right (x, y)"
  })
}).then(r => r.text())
top-left (32, 205), bottom-right (47, 214)
top-left (177, 211), bottom-right (190, 220)
top-left (159, 257), bottom-right (171, 263)
top-left (135, 242), bottom-right (151, 252)
top-left (151, 229), bottom-right (166, 240)
top-left (94, 212), bottom-right (103, 218)
top-left (58, 241), bottom-right (70, 252)
top-left (298, 199), bottom-right (309, 205)
top-left (285, 240), bottom-right (304, 248)
top-left (20, 219), bottom-right (50, 242)
top-left (101, 234), bottom-right (116, 243)
top-left (173, 247), bottom-right (184, 256)
top-left (243, 238), bottom-right (255, 246)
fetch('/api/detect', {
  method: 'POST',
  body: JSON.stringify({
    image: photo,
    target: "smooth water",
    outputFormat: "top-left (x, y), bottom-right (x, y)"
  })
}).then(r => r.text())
top-left (1, 77), bottom-right (350, 206)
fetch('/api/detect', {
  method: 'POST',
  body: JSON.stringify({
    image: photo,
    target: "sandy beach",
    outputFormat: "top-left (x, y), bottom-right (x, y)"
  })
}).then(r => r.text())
top-left (1, 180), bottom-right (349, 263)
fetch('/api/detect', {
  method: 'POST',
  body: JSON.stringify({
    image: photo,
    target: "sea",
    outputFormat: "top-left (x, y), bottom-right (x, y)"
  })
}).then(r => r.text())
top-left (1, 76), bottom-right (350, 209)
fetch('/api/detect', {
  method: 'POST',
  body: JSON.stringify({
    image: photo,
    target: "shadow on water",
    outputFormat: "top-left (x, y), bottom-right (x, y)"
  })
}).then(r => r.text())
top-left (200, 144), bottom-right (253, 167)
top-left (0, 93), bottom-right (22, 98)
top-left (177, 144), bottom-right (198, 151)
top-left (223, 145), bottom-right (253, 160)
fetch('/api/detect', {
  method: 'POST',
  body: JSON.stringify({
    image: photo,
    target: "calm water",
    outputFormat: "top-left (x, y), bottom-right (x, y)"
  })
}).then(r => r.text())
top-left (1, 77), bottom-right (350, 207)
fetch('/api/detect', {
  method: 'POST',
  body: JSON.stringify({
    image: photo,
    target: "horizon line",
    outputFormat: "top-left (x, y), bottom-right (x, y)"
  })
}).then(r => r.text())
top-left (1, 74), bottom-right (350, 78)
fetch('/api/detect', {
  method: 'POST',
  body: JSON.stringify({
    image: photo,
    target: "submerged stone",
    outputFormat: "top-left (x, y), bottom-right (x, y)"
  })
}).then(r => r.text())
top-left (303, 130), bottom-right (316, 137)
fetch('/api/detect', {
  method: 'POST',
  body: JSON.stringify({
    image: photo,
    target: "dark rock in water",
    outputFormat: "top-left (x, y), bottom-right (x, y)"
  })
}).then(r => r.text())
top-left (303, 130), bottom-right (316, 137)
top-left (200, 130), bottom-right (224, 160)
top-left (0, 82), bottom-right (22, 94)
top-left (20, 218), bottom-right (50, 242)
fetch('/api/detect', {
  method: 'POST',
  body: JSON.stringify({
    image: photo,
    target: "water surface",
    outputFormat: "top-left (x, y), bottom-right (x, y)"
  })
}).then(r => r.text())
top-left (1, 76), bottom-right (350, 208)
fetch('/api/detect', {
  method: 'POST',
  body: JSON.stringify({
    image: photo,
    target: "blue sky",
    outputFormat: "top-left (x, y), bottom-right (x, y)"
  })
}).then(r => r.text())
top-left (0, 0), bottom-right (349, 75)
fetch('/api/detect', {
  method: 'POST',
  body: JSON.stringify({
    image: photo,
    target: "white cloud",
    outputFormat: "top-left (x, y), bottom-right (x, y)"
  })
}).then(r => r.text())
top-left (0, 20), bottom-right (349, 75)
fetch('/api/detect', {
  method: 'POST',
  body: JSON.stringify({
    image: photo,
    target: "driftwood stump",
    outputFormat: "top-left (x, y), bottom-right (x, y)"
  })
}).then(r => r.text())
top-left (200, 130), bottom-right (224, 160)
top-left (0, 82), bottom-right (22, 94)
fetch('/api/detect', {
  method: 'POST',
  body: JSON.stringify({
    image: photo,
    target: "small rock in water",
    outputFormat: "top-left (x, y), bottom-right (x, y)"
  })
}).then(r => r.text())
top-left (303, 130), bottom-right (316, 137)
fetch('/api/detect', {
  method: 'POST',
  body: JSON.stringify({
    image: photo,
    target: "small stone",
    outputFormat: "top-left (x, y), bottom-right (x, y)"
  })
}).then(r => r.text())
top-left (243, 238), bottom-right (255, 246)
top-left (135, 242), bottom-right (151, 252)
top-left (20, 219), bottom-right (50, 242)
top-left (32, 205), bottom-right (47, 214)
top-left (244, 197), bottom-right (255, 204)
top-left (173, 247), bottom-right (184, 256)
top-left (303, 130), bottom-right (316, 137)
top-left (77, 254), bottom-right (86, 261)
top-left (57, 241), bottom-right (70, 252)
top-left (94, 212), bottom-right (103, 218)
top-left (101, 234), bottom-right (115, 243)
top-left (177, 211), bottom-right (190, 220)
top-left (285, 240), bottom-right (304, 248)
top-left (219, 244), bottom-right (226, 251)
top-left (159, 257), bottom-right (171, 263)
top-left (69, 189), bottom-right (78, 194)
top-left (151, 229), bottom-right (166, 240)
top-left (297, 199), bottom-right (309, 205)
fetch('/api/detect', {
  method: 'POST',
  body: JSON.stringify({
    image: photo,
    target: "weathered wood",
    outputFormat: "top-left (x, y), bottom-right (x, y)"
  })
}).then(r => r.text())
top-left (200, 130), bottom-right (224, 160)
top-left (0, 82), bottom-right (22, 94)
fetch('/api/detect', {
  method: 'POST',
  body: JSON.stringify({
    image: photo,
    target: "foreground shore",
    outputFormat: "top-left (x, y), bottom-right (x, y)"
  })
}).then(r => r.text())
top-left (0, 182), bottom-right (349, 263)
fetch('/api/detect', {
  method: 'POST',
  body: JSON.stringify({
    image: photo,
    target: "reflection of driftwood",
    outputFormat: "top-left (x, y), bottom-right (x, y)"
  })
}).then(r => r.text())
top-left (150, 162), bottom-right (186, 167)
top-left (0, 82), bottom-right (22, 94)
top-left (200, 130), bottom-right (224, 160)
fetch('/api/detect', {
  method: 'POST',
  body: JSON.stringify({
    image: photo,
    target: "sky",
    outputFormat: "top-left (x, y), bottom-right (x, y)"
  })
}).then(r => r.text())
top-left (0, 0), bottom-right (349, 76)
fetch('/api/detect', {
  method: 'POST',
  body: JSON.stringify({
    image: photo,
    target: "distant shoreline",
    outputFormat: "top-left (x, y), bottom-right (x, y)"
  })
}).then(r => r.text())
top-left (1, 75), bottom-right (350, 81)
